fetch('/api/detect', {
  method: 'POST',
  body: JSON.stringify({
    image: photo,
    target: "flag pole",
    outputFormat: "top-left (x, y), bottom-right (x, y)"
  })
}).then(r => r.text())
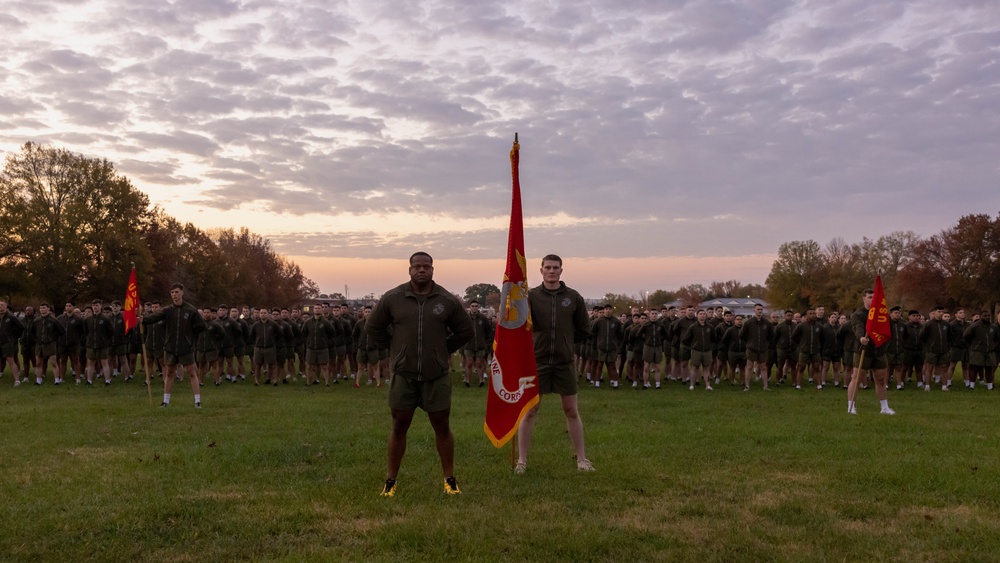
top-left (847, 348), bottom-right (866, 403)
top-left (129, 262), bottom-right (153, 406)
top-left (140, 321), bottom-right (153, 406)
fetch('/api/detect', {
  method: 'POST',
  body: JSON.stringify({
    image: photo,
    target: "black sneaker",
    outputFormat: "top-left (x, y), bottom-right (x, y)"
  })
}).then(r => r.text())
top-left (160, 402), bottom-right (169, 408)
top-left (464, 382), bottom-right (471, 388)
top-left (195, 402), bottom-right (202, 409)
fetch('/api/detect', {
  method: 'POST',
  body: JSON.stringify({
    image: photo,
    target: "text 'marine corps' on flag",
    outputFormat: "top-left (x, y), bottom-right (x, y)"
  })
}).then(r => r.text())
top-left (484, 135), bottom-right (539, 449)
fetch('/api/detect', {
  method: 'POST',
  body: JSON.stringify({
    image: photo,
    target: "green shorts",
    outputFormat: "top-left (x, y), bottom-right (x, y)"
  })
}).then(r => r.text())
top-left (0, 342), bottom-right (18, 361)
top-left (196, 350), bottom-right (219, 364)
top-left (949, 348), bottom-right (968, 364)
top-left (357, 348), bottom-right (387, 365)
top-left (968, 351), bottom-right (992, 368)
top-left (842, 350), bottom-right (854, 367)
top-left (642, 345), bottom-right (663, 364)
top-left (679, 345), bottom-right (692, 362)
top-left (113, 344), bottom-right (128, 356)
top-left (729, 353), bottom-right (747, 366)
top-left (798, 351), bottom-right (821, 365)
top-left (335, 345), bottom-right (348, 358)
top-left (689, 349), bottom-right (712, 368)
top-left (596, 350), bottom-right (616, 363)
top-left (662, 343), bottom-right (672, 360)
top-left (463, 348), bottom-right (486, 359)
top-left (777, 349), bottom-right (791, 366)
top-left (856, 352), bottom-right (888, 370)
top-left (886, 351), bottom-right (904, 366)
top-left (164, 352), bottom-right (195, 367)
top-left (924, 351), bottom-right (948, 367)
top-left (35, 342), bottom-right (58, 359)
top-left (307, 348), bottom-right (330, 365)
top-left (536, 362), bottom-right (578, 396)
top-left (389, 374), bottom-right (452, 412)
top-left (86, 347), bottom-right (110, 361)
top-left (747, 349), bottom-right (765, 363)
top-left (254, 347), bottom-right (277, 366)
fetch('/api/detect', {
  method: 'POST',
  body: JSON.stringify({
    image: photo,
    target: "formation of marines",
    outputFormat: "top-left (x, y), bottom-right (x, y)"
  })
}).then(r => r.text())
top-left (575, 301), bottom-right (1000, 394)
top-left (2, 293), bottom-right (998, 406)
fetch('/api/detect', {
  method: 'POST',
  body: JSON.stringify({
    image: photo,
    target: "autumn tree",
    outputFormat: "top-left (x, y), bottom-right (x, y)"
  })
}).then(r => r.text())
top-left (647, 289), bottom-right (676, 308)
top-left (674, 284), bottom-right (708, 307)
top-left (0, 142), bottom-right (152, 304)
top-left (765, 240), bottom-right (824, 310)
top-left (464, 283), bottom-right (501, 305)
top-left (898, 214), bottom-right (1000, 312)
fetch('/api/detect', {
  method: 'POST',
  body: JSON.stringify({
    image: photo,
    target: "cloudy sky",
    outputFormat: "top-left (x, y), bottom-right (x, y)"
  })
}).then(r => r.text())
top-left (2, 0), bottom-right (998, 299)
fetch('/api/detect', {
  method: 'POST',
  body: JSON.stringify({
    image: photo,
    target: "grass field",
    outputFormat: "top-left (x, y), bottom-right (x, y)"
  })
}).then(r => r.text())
top-left (1, 369), bottom-right (999, 562)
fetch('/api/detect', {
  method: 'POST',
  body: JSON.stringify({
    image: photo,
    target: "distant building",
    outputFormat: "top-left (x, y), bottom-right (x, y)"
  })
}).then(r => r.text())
top-left (698, 298), bottom-right (770, 317)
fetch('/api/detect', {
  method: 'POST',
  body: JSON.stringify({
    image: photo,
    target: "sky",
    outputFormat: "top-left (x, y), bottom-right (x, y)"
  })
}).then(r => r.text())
top-left (2, 0), bottom-right (999, 299)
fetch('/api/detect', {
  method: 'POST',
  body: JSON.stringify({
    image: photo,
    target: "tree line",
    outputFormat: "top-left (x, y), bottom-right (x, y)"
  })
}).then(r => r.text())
top-left (0, 142), bottom-right (318, 307)
top-left (460, 218), bottom-right (998, 316)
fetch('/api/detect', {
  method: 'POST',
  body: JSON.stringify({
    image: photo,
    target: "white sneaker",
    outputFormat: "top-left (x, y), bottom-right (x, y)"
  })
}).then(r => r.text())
top-left (689, 385), bottom-right (694, 390)
top-left (632, 381), bottom-right (638, 388)
top-left (941, 386), bottom-right (949, 391)
top-left (795, 385), bottom-right (801, 390)
top-left (880, 407), bottom-right (896, 415)
top-left (514, 461), bottom-right (527, 475)
top-left (705, 385), bottom-right (713, 391)
top-left (817, 384), bottom-right (823, 390)
top-left (848, 406), bottom-right (857, 415)
top-left (576, 458), bottom-right (596, 472)
top-left (924, 386), bottom-right (930, 392)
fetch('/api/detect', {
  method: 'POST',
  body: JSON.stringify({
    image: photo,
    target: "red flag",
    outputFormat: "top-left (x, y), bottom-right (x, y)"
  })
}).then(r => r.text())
top-left (124, 267), bottom-right (139, 333)
top-left (866, 275), bottom-right (891, 346)
top-left (484, 135), bottom-right (539, 448)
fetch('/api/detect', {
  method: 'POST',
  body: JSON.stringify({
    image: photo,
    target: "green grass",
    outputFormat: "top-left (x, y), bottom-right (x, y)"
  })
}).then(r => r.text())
top-left (1, 368), bottom-right (999, 562)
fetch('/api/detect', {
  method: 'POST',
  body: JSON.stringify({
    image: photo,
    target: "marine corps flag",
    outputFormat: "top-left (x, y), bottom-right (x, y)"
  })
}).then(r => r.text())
top-left (484, 134), bottom-right (539, 448)
top-left (866, 275), bottom-right (891, 347)
top-left (124, 267), bottom-right (139, 334)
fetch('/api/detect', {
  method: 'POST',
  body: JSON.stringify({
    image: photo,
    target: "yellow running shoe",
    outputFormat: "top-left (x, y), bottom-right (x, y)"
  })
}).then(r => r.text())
top-left (380, 479), bottom-right (397, 497)
top-left (443, 477), bottom-right (461, 495)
